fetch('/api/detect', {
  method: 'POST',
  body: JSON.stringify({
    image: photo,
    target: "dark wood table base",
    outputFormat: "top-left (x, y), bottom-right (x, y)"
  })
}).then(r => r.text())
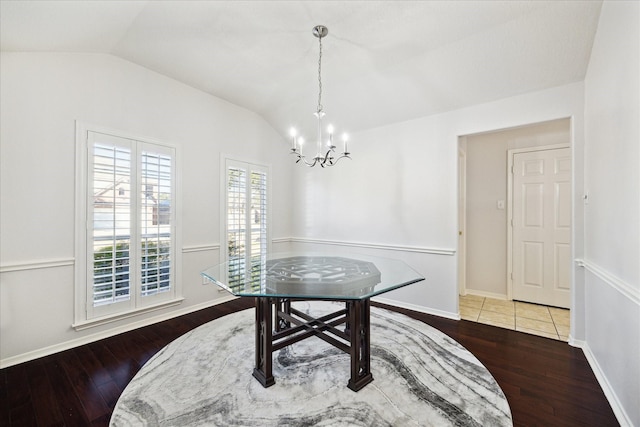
top-left (253, 297), bottom-right (373, 392)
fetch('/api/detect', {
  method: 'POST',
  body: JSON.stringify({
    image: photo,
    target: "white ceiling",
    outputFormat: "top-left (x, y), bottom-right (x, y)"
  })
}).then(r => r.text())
top-left (1, 1), bottom-right (602, 137)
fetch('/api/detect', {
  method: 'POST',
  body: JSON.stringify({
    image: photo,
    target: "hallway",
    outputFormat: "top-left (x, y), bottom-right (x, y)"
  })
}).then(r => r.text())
top-left (459, 295), bottom-right (570, 341)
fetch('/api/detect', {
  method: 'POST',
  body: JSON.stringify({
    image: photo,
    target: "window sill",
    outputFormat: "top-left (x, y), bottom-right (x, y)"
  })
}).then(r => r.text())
top-left (72, 297), bottom-right (185, 331)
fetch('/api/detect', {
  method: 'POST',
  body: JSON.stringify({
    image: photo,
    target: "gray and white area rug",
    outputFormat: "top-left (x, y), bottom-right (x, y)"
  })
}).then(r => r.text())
top-left (111, 302), bottom-right (512, 426)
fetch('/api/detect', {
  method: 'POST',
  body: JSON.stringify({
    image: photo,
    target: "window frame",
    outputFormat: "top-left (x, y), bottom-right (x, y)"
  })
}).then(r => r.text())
top-left (74, 122), bottom-right (182, 329)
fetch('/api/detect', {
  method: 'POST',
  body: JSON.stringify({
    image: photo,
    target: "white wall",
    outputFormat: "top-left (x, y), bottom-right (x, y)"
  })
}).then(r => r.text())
top-left (583, 1), bottom-right (640, 425)
top-left (0, 53), bottom-right (293, 366)
top-left (465, 119), bottom-right (570, 298)
top-left (291, 82), bottom-right (585, 322)
top-left (2, 16), bottom-right (635, 422)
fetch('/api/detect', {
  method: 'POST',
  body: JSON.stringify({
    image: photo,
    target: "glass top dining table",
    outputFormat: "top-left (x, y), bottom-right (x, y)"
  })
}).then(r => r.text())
top-left (200, 252), bottom-right (425, 300)
top-left (201, 251), bottom-right (425, 392)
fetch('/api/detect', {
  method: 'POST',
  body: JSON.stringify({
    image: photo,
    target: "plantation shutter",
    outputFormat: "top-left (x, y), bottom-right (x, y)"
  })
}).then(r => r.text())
top-left (140, 145), bottom-right (174, 297)
top-left (249, 170), bottom-right (267, 257)
top-left (90, 133), bottom-right (133, 308)
top-left (86, 131), bottom-right (175, 318)
top-left (249, 169), bottom-right (268, 284)
top-left (225, 160), bottom-right (269, 288)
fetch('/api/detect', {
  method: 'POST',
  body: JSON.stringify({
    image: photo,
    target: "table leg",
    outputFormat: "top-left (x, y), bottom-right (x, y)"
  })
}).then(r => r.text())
top-left (253, 297), bottom-right (275, 387)
top-left (275, 298), bottom-right (291, 332)
top-left (347, 299), bottom-right (373, 391)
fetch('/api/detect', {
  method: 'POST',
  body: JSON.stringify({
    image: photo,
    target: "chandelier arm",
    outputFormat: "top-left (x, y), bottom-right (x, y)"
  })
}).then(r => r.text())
top-left (294, 150), bottom-right (349, 168)
top-left (297, 154), bottom-right (318, 167)
top-left (322, 148), bottom-right (335, 164)
top-left (291, 146), bottom-right (321, 167)
top-left (331, 154), bottom-right (352, 164)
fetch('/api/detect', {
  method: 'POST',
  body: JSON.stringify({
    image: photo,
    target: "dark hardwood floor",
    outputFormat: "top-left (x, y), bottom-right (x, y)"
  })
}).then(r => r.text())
top-left (1, 299), bottom-right (618, 426)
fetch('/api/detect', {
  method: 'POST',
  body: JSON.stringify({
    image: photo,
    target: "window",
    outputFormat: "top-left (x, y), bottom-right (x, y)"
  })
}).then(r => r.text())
top-left (76, 125), bottom-right (180, 324)
top-left (223, 159), bottom-right (269, 288)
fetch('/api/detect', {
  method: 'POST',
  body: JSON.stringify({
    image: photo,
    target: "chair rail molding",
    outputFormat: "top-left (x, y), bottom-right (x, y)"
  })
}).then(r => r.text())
top-left (575, 258), bottom-right (640, 306)
top-left (182, 244), bottom-right (220, 254)
top-left (288, 237), bottom-right (456, 256)
top-left (0, 257), bottom-right (75, 273)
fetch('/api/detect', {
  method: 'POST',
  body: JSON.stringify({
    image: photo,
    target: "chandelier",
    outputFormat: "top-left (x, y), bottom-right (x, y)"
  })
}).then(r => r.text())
top-left (289, 25), bottom-right (351, 167)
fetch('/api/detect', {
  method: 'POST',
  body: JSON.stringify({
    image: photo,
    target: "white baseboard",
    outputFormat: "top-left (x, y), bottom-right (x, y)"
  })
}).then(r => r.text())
top-left (461, 289), bottom-right (509, 300)
top-left (578, 341), bottom-right (634, 427)
top-left (568, 335), bottom-right (584, 348)
top-left (0, 294), bottom-right (237, 369)
top-left (373, 296), bottom-right (460, 321)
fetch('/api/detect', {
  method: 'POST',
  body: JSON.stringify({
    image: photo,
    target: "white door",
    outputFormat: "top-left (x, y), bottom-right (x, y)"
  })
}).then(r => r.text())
top-left (512, 148), bottom-right (571, 308)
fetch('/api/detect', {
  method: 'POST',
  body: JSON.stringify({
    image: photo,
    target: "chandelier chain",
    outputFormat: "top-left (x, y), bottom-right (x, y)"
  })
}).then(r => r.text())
top-left (317, 34), bottom-right (323, 113)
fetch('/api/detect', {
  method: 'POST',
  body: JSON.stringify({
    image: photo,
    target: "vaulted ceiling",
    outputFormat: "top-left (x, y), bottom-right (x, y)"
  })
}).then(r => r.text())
top-left (1, 1), bottom-right (602, 137)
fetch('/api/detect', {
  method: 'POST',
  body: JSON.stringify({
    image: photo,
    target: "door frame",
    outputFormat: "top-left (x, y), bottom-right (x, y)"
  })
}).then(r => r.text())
top-left (458, 143), bottom-right (467, 296)
top-left (506, 143), bottom-right (570, 302)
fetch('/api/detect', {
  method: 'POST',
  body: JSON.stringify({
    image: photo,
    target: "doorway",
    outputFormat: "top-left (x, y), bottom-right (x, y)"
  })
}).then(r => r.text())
top-left (458, 119), bottom-right (572, 332)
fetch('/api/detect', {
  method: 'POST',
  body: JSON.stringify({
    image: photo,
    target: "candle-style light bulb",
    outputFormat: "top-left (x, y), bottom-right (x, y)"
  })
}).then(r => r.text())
top-left (327, 124), bottom-right (334, 147)
top-left (342, 133), bottom-right (349, 153)
top-left (290, 128), bottom-right (297, 150)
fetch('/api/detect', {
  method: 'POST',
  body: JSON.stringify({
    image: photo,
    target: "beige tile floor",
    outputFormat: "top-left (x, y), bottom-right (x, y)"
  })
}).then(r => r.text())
top-left (459, 294), bottom-right (570, 341)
